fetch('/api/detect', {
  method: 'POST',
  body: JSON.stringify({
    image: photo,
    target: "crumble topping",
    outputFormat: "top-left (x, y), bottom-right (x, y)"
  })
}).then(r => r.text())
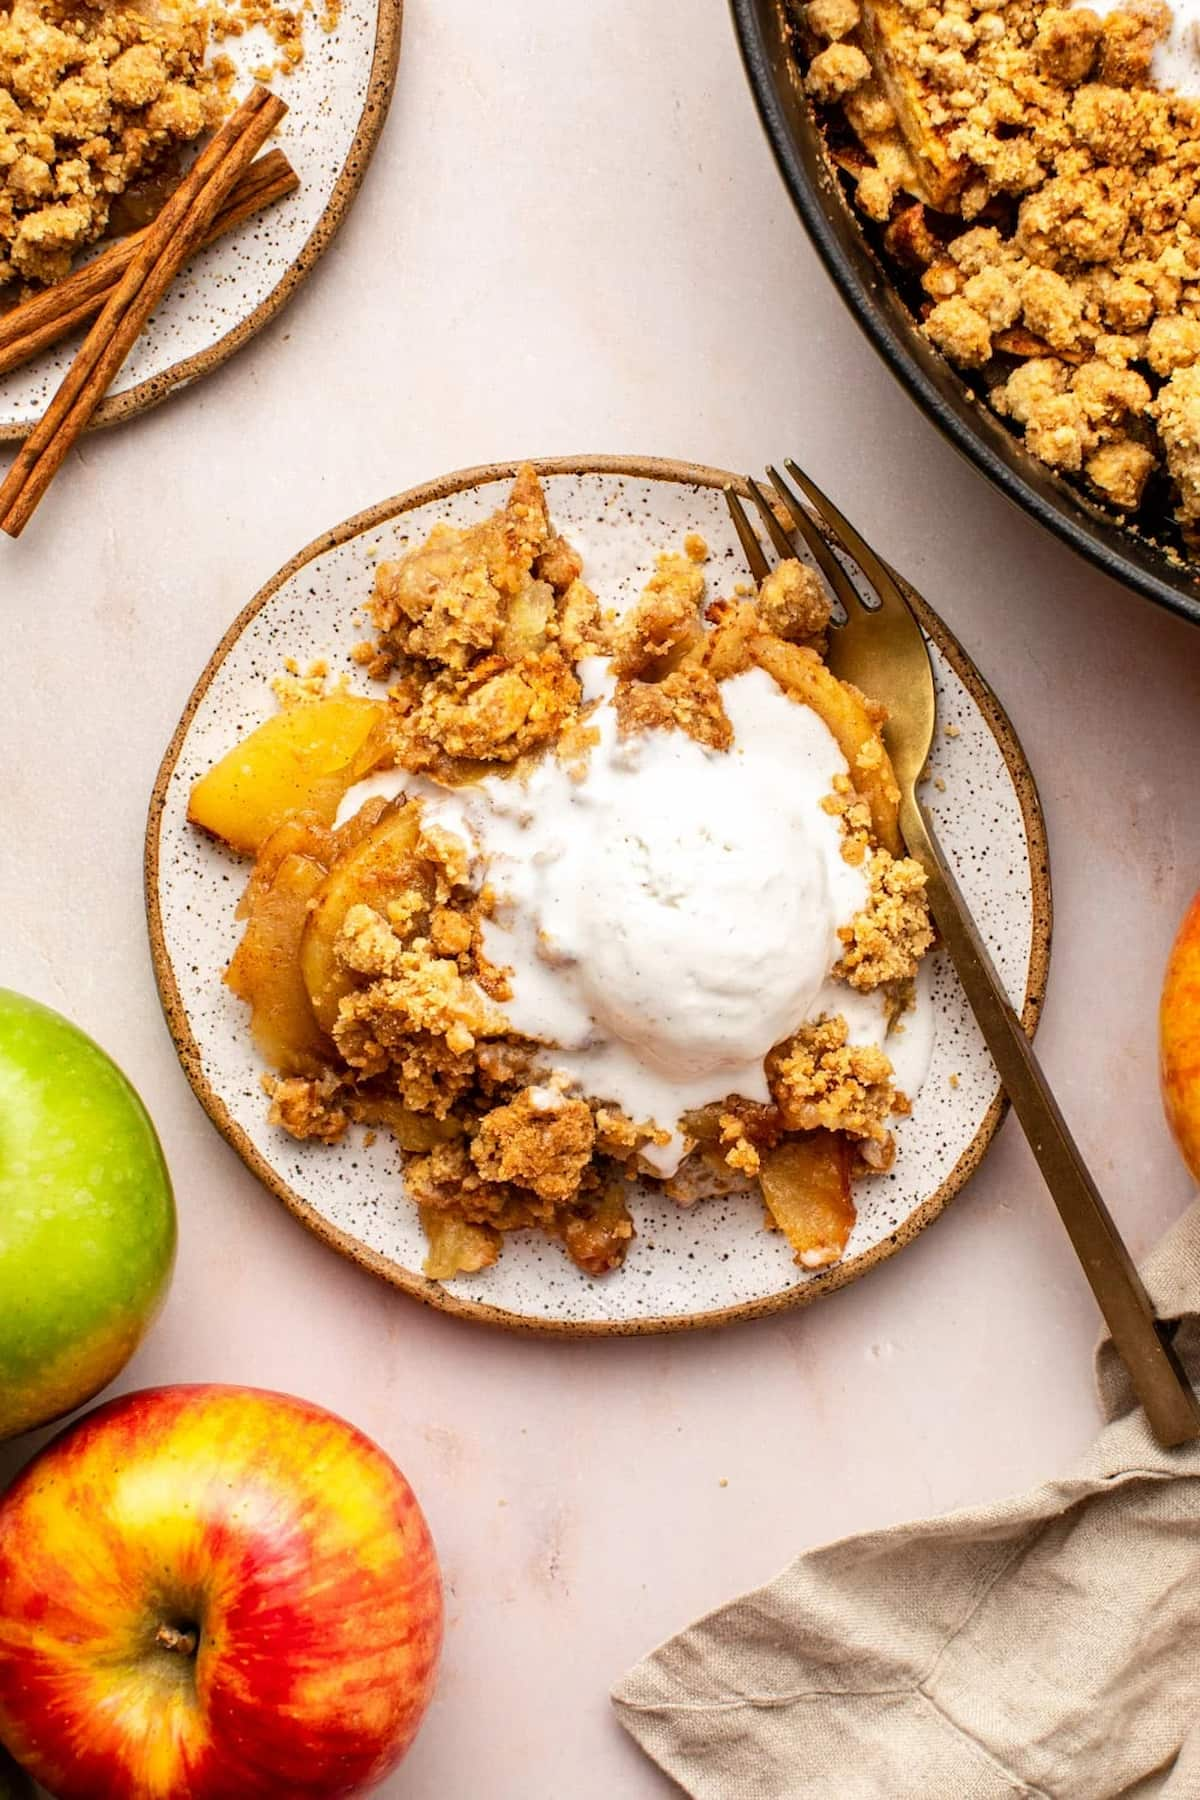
top-left (835, 847), bottom-right (934, 987)
top-left (611, 665), bottom-right (734, 750)
top-left (0, 0), bottom-right (221, 289)
top-left (808, 39), bottom-right (873, 102)
top-left (404, 1140), bottom-right (561, 1232)
top-left (756, 557), bottom-right (833, 644)
top-left (470, 1087), bottom-right (596, 1203)
top-left (369, 466), bottom-right (554, 672)
top-left (269, 656), bottom-right (342, 706)
top-left (389, 652), bottom-right (583, 770)
top-left (769, 1015), bottom-right (900, 1152)
top-left (267, 1073), bottom-right (349, 1142)
top-left (0, 0), bottom-right (330, 296)
top-left (794, 0), bottom-right (1200, 533)
top-left (366, 465), bottom-right (609, 776)
top-left (611, 553), bottom-right (705, 677)
top-left (719, 1113), bottom-right (764, 1176)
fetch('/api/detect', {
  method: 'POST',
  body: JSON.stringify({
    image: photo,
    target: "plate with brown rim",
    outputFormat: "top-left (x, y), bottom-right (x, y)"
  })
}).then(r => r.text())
top-left (146, 455), bottom-right (1051, 1337)
top-left (0, 0), bottom-right (402, 442)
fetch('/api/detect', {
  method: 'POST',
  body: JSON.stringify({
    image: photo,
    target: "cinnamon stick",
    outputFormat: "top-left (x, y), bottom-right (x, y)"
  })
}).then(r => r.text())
top-left (0, 84), bottom-right (288, 539)
top-left (0, 149), bottom-right (298, 380)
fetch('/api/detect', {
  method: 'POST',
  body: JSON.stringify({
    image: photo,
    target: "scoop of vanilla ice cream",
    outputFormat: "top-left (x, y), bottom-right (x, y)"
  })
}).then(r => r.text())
top-left (531, 674), bottom-right (863, 1083)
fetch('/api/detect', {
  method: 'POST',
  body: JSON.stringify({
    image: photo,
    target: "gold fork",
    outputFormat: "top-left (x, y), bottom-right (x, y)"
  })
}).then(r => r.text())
top-left (726, 460), bottom-right (1200, 1449)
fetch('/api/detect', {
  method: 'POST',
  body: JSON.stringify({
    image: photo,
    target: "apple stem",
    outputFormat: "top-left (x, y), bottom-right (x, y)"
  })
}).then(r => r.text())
top-left (155, 1623), bottom-right (198, 1658)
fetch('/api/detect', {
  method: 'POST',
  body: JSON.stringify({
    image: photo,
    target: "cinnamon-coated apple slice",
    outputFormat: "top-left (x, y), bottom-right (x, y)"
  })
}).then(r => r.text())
top-left (237, 812), bottom-right (336, 898)
top-left (188, 694), bottom-right (390, 857)
top-left (226, 850), bottom-right (330, 1074)
top-left (758, 1131), bottom-right (856, 1268)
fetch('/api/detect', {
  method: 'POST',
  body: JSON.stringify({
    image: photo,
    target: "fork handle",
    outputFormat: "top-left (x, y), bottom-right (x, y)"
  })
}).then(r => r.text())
top-left (901, 793), bottom-right (1200, 1448)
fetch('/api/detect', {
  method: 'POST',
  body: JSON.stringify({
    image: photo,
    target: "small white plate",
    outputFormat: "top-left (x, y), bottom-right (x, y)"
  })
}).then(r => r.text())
top-left (0, 0), bottom-right (401, 441)
top-left (147, 457), bottom-right (1051, 1335)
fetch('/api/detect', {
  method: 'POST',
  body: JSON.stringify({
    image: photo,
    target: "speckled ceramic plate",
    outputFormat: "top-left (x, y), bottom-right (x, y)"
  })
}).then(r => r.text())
top-left (0, 0), bottom-right (401, 441)
top-left (147, 456), bottom-right (1051, 1336)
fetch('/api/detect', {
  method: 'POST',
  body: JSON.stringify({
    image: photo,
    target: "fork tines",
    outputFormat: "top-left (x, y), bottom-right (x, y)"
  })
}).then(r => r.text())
top-left (726, 459), bottom-right (913, 622)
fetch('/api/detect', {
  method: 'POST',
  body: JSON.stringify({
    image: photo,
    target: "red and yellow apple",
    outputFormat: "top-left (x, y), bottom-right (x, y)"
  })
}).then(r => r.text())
top-left (1161, 891), bottom-right (1200, 1183)
top-left (0, 1385), bottom-right (443, 1799)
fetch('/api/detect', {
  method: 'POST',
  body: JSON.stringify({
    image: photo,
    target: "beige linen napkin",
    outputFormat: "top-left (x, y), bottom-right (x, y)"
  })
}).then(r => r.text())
top-left (613, 1202), bottom-right (1200, 1800)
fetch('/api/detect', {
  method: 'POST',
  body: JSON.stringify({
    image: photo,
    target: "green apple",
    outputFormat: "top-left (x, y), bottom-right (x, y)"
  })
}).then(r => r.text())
top-left (0, 991), bottom-right (175, 1441)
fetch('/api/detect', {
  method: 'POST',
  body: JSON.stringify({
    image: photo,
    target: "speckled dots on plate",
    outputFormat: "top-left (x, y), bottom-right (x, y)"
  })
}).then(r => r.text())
top-left (146, 457), bottom-right (1052, 1336)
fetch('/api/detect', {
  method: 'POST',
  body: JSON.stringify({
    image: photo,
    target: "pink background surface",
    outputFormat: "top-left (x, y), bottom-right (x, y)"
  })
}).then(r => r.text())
top-left (2, 1), bottom-right (1199, 1794)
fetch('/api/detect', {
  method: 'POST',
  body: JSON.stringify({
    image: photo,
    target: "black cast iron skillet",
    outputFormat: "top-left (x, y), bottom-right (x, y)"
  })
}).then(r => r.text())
top-left (730, 0), bottom-right (1200, 629)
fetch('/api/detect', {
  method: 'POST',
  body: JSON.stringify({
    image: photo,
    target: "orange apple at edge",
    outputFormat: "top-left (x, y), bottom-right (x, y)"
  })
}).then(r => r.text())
top-left (1161, 891), bottom-right (1200, 1183)
top-left (0, 1385), bottom-right (443, 1800)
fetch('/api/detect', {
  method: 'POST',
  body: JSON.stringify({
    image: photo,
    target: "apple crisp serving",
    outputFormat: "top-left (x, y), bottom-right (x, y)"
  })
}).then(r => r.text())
top-left (189, 468), bottom-right (934, 1283)
top-left (793, 0), bottom-right (1200, 536)
top-left (0, 0), bottom-right (323, 297)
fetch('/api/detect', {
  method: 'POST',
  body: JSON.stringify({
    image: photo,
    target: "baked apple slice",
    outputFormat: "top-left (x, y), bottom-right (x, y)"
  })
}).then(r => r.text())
top-left (239, 813), bottom-right (336, 892)
top-left (758, 1132), bottom-right (856, 1269)
top-left (420, 1209), bottom-right (501, 1280)
top-left (189, 694), bottom-right (390, 857)
top-left (351, 1095), bottom-right (463, 1152)
top-left (855, 0), bottom-right (967, 210)
top-left (751, 635), bottom-right (902, 855)
top-left (226, 849), bottom-right (330, 1075)
top-left (561, 1180), bottom-right (635, 1276)
top-left (300, 803), bottom-right (434, 1033)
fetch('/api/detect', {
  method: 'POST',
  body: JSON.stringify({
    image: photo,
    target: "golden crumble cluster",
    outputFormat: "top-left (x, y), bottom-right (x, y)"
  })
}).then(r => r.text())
top-left (0, 0), bottom-right (329, 297)
top-left (0, 0), bottom-right (222, 290)
top-left (194, 468), bottom-right (935, 1282)
top-left (836, 835), bottom-right (933, 987)
top-left (794, 0), bottom-right (1200, 533)
top-left (769, 1017), bottom-right (902, 1154)
top-left (359, 464), bottom-right (609, 771)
